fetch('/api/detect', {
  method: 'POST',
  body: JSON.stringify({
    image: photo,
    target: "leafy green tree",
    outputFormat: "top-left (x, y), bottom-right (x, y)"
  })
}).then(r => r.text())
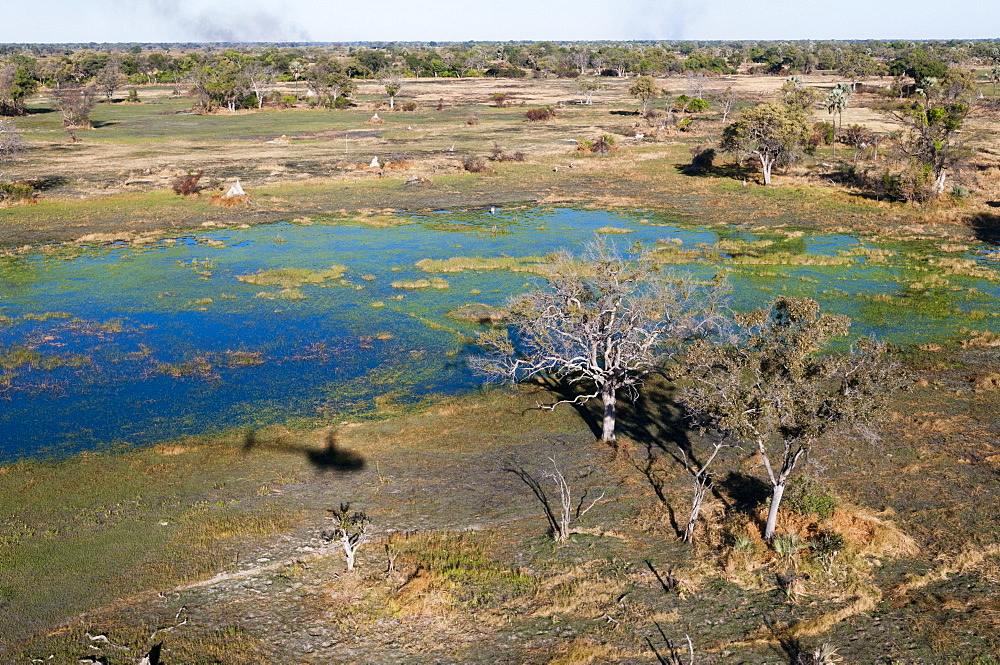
top-left (0, 60), bottom-right (39, 115)
top-left (837, 51), bottom-right (878, 87)
top-left (777, 77), bottom-right (819, 114)
top-left (678, 298), bottom-right (903, 541)
top-left (628, 75), bottom-right (658, 113)
top-left (720, 102), bottom-right (808, 185)
top-left (888, 50), bottom-right (948, 88)
top-left (885, 98), bottom-right (969, 198)
top-left (576, 78), bottom-right (601, 104)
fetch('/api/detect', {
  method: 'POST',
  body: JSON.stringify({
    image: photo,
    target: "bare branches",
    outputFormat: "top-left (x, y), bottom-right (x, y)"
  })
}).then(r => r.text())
top-left (506, 458), bottom-right (607, 543)
top-left (473, 239), bottom-right (730, 443)
top-left (324, 503), bottom-right (371, 571)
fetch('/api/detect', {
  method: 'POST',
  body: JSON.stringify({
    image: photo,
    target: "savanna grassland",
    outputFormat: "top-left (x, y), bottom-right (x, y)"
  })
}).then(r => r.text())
top-left (2, 57), bottom-right (1000, 665)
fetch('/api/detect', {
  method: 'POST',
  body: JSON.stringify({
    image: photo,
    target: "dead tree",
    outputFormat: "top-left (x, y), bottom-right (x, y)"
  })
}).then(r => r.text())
top-left (474, 239), bottom-right (729, 444)
top-left (507, 458), bottom-right (605, 543)
top-left (674, 434), bottom-right (733, 543)
top-left (325, 503), bottom-right (370, 571)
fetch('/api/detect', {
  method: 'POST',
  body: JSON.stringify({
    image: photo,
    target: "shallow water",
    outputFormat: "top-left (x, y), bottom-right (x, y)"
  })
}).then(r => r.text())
top-left (2, 207), bottom-right (998, 461)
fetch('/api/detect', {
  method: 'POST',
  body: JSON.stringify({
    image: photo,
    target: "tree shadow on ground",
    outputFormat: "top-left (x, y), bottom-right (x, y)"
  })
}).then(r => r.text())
top-left (25, 176), bottom-right (69, 192)
top-left (242, 428), bottom-right (365, 473)
top-left (538, 376), bottom-right (715, 531)
top-left (716, 471), bottom-right (770, 515)
top-left (675, 161), bottom-right (757, 181)
top-left (969, 212), bottom-right (1000, 244)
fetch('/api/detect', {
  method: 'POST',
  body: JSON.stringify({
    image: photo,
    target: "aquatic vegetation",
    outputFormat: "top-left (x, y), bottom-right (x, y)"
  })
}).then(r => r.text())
top-left (595, 226), bottom-right (635, 234)
top-left (729, 252), bottom-right (854, 266)
top-left (236, 265), bottom-right (348, 287)
top-left (445, 303), bottom-right (509, 325)
top-left (2, 207), bottom-right (1000, 461)
top-left (415, 256), bottom-right (548, 274)
top-left (391, 278), bottom-right (450, 290)
top-left (157, 356), bottom-right (215, 378)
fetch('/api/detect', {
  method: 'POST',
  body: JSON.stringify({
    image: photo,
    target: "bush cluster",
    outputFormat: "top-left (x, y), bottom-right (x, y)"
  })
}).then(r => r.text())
top-left (0, 181), bottom-right (33, 202)
top-left (524, 106), bottom-right (555, 122)
top-left (462, 155), bottom-right (492, 173)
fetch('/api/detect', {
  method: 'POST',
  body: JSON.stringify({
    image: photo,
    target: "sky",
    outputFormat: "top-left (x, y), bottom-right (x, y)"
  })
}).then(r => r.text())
top-left (2, 0), bottom-right (998, 43)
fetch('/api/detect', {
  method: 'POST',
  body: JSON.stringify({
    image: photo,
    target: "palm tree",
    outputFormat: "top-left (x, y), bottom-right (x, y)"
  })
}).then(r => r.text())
top-left (825, 83), bottom-right (851, 158)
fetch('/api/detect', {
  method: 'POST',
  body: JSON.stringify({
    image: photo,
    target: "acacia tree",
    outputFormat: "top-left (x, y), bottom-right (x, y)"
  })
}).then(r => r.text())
top-left (95, 62), bottom-right (123, 99)
top-left (884, 94), bottom-right (969, 197)
top-left (628, 75), bottom-right (658, 113)
top-left (52, 85), bottom-right (99, 129)
top-left (678, 297), bottom-right (903, 542)
top-left (720, 102), bottom-right (808, 185)
top-left (474, 240), bottom-right (728, 445)
top-left (576, 78), bottom-right (601, 104)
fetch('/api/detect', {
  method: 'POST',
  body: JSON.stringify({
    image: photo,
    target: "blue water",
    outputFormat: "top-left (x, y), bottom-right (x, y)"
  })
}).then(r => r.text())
top-left (1, 207), bottom-right (998, 461)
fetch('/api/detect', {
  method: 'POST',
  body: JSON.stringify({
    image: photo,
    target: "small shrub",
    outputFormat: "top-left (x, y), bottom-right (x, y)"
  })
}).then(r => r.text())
top-left (489, 142), bottom-right (525, 162)
top-left (401, 101), bottom-right (417, 112)
top-left (0, 181), bottom-right (33, 202)
top-left (810, 529), bottom-right (846, 556)
top-left (677, 117), bottom-right (693, 131)
top-left (783, 476), bottom-right (838, 519)
top-left (525, 106), bottom-right (555, 122)
top-left (672, 94), bottom-right (709, 112)
top-left (0, 120), bottom-right (27, 162)
top-left (466, 114), bottom-right (480, 125)
top-left (951, 184), bottom-right (971, 199)
top-left (171, 169), bottom-right (204, 195)
top-left (462, 155), bottom-right (491, 173)
top-left (592, 134), bottom-right (615, 154)
top-left (491, 93), bottom-right (509, 108)
top-left (578, 134), bottom-right (616, 155)
top-left (437, 98), bottom-right (444, 110)
top-left (126, 88), bottom-right (140, 103)
top-left (689, 147), bottom-right (715, 173)
top-left (279, 94), bottom-right (298, 108)
top-left (813, 121), bottom-right (835, 145)
top-left (687, 97), bottom-right (710, 112)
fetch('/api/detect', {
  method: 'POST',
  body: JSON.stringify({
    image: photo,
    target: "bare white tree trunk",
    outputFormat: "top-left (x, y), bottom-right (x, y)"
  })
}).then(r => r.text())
top-left (601, 384), bottom-right (617, 442)
top-left (684, 476), bottom-right (711, 543)
top-left (763, 482), bottom-right (785, 542)
top-left (760, 154), bottom-right (774, 185)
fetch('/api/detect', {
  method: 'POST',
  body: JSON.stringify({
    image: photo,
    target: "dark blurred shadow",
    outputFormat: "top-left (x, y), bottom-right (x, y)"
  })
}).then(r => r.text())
top-left (243, 428), bottom-right (366, 473)
top-left (969, 212), bottom-right (1000, 244)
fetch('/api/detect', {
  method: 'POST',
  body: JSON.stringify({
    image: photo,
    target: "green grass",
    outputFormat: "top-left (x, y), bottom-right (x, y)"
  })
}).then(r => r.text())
top-left (0, 434), bottom-right (306, 649)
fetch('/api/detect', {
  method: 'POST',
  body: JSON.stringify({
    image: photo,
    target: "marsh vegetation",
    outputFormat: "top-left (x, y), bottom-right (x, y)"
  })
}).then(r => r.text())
top-left (2, 40), bottom-right (1000, 663)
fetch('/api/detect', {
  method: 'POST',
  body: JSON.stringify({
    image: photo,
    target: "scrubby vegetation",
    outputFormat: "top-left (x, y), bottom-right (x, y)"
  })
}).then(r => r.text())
top-left (3, 36), bottom-right (1000, 663)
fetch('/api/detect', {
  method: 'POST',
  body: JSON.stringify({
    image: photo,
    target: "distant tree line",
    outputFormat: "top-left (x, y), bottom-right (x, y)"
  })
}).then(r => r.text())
top-left (1, 39), bottom-right (998, 111)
